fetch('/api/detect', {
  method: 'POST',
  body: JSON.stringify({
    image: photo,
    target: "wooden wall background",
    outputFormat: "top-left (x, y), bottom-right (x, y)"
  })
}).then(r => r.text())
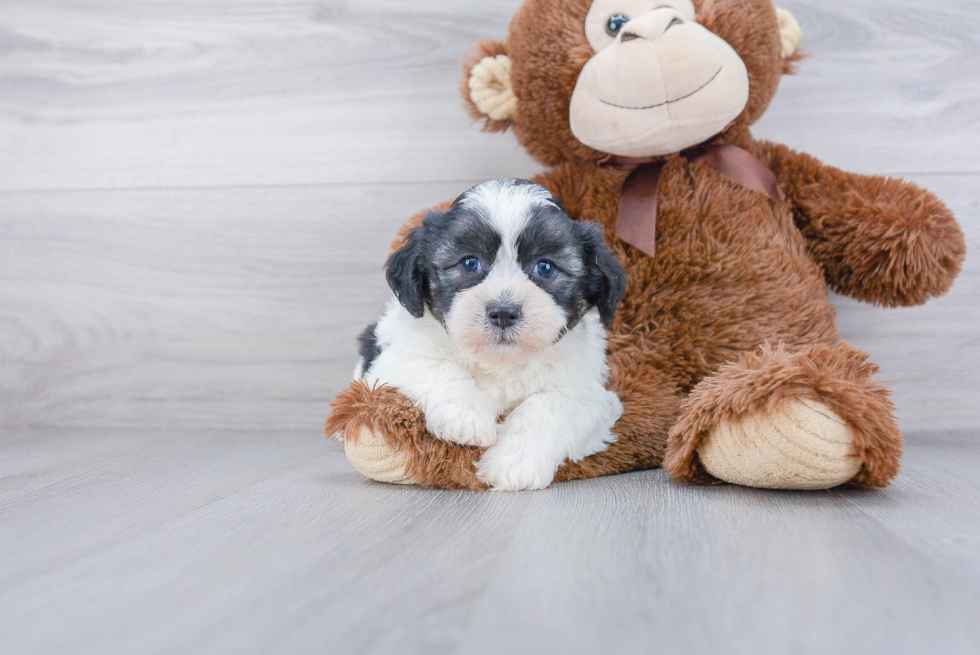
top-left (1, 0), bottom-right (977, 434)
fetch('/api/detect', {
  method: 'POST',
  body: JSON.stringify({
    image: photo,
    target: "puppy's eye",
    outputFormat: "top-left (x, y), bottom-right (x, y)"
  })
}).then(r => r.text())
top-left (606, 13), bottom-right (629, 37)
top-left (459, 257), bottom-right (482, 274)
top-left (534, 260), bottom-right (557, 279)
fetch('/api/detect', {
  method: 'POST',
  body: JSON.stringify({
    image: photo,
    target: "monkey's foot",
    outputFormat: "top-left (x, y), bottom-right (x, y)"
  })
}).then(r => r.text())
top-left (665, 342), bottom-right (902, 489)
top-left (697, 397), bottom-right (860, 490)
top-left (325, 381), bottom-right (487, 490)
top-left (343, 427), bottom-right (414, 485)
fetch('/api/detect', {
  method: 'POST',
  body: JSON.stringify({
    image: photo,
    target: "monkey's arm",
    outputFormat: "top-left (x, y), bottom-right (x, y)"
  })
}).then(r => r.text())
top-left (754, 140), bottom-right (965, 307)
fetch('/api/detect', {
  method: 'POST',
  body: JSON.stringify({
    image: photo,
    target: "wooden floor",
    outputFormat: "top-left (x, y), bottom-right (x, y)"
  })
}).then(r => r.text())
top-left (2, 429), bottom-right (979, 654)
top-left (1, 0), bottom-right (978, 653)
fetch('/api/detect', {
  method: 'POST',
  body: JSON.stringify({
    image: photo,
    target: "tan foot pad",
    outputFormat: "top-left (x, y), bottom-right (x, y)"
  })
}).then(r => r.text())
top-left (343, 428), bottom-right (414, 485)
top-left (698, 398), bottom-right (861, 490)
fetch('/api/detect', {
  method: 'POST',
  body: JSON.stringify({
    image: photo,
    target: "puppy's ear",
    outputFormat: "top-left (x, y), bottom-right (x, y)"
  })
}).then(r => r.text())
top-left (385, 224), bottom-right (428, 319)
top-left (577, 222), bottom-right (627, 327)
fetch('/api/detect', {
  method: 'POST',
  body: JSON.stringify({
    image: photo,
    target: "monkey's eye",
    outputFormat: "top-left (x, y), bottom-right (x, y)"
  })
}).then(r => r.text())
top-left (460, 257), bottom-right (482, 274)
top-left (606, 14), bottom-right (630, 37)
top-left (534, 260), bottom-right (557, 279)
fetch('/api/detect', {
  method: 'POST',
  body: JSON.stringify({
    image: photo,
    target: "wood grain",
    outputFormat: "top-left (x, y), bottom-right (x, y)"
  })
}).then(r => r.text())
top-left (0, 0), bottom-right (978, 193)
top-left (0, 182), bottom-right (468, 429)
top-left (0, 174), bottom-right (975, 432)
top-left (1, 429), bottom-right (978, 654)
top-left (1, 0), bottom-right (976, 431)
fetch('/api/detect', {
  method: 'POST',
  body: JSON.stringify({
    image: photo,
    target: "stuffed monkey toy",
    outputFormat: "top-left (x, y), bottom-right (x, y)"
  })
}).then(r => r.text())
top-left (326, 0), bottom-right (965, 491)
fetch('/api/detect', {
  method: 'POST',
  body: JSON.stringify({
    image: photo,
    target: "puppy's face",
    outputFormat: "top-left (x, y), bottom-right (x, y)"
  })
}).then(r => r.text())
top-left (386, 180), bottom-right (626, 363)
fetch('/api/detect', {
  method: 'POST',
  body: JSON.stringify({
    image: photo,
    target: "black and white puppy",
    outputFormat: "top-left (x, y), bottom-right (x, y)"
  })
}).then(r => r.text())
top-left (356, 179), bottom-right (627, 491)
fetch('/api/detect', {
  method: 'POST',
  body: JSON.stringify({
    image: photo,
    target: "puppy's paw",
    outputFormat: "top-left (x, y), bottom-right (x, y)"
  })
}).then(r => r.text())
top-left (425, 398), bottom-right (498, 448)
top-left (476, 442), bottom-right (555, 491)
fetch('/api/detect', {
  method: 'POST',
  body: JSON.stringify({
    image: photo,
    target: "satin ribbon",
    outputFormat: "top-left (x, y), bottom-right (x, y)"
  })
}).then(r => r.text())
top-left (603, 144), bottom-right (783, 259)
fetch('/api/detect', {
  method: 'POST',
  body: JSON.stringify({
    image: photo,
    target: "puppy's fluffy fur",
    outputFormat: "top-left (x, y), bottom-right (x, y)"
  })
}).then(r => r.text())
top-left (356, 179), bottom-right (627, 490)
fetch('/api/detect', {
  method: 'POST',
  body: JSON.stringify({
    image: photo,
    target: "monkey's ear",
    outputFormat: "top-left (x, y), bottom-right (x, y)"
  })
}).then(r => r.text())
top-left (777, 8), bottom-right (806, 74)
top-left (461, 40), bottom-right (516, 133)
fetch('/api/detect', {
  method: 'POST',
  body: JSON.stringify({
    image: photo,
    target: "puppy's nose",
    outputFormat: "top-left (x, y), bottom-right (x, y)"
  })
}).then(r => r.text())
top-left (487, 303), bottom-right (522, 329)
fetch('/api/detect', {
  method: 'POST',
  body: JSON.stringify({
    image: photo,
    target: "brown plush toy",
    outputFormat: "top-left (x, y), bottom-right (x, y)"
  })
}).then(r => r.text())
top-left (326, 0), bottom-right (966, 491)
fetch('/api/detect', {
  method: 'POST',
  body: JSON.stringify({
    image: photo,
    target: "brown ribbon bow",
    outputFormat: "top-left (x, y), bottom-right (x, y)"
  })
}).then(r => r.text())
top-left (605, 144), bottom-right (783, 258)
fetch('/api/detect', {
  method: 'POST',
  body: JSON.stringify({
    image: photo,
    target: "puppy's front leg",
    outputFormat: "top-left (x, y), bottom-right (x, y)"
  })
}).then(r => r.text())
top-left (476, 388), bottom-right (622, 491)
top-left (421, 377), bottom-right (498, 448)
top-left (378, 355), bottom-right (498, 448)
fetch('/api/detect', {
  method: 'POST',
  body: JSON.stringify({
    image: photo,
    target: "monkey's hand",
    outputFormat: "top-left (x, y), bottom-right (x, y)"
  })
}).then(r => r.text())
top-left (755, 140), bottom-right (965, 307)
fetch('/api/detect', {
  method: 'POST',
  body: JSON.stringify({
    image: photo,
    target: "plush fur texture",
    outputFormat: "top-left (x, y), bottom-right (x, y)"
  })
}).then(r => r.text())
top-left (664, 342), bottom-right (901, 487)
top-left (327, 0), bottom-right (965, 490)
top-left (325, 381), bottom-right (486, 490)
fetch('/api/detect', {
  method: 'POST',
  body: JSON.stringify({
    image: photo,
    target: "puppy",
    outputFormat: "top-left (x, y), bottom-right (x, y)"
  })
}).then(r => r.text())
top-left (355, 179), bottom-right (627, 491)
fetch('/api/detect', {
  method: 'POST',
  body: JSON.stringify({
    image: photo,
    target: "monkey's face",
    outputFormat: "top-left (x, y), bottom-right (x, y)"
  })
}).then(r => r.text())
top-left (461, 0), bottom-right (800, 166)
top-left (569, 0), bottom-right (750, 158)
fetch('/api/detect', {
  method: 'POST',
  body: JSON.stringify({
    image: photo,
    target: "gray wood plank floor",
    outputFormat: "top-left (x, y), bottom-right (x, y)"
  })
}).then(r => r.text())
top-left (1, 0), bottom-right (978, 653)
top-left (2, 429), bottom-right (979, 654)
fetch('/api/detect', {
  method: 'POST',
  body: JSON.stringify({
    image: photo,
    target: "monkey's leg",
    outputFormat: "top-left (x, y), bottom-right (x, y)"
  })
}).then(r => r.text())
top-left (325, 382), bottom-right (487, 490)
top-left (327, 346), bottom-right (682, 489)
top-left (664, 342), bottom-right (901, 489)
